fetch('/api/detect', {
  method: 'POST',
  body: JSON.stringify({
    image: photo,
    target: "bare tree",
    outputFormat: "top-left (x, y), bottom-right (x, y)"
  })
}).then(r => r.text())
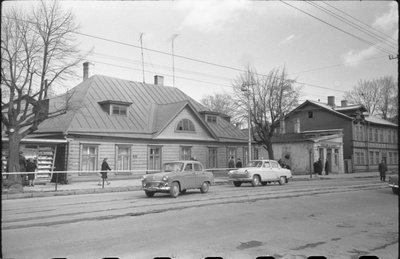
top-left (232, 66), bottom-right (301, 159)
top-left (1, 1), bottom-right (87, 192)
top-left (199, 92), bottom-right (243, 127)
top-left (343, 75), bottom-right (398, 120)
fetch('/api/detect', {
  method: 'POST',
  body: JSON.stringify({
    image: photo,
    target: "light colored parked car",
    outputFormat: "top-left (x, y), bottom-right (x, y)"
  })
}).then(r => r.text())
top-left (228, 159), bottom-right (292, 187)
top-left (141, 161), bottom-right (214, 198)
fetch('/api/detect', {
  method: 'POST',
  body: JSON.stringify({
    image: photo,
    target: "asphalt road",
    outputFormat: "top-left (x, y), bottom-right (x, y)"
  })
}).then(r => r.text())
top-left (2, 178), bottom-right (398, 259)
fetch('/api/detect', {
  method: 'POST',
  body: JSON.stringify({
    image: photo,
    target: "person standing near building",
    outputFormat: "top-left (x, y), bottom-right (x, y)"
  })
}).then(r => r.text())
top-left (236, 158), bottom-right (243, 168)
top-left (324, 159), bottom-right (329, 175)
top-left (98, 158), bottom-right (112, 186)
top-left (26, 158), bottom-right (37, 186)
top-left (378, 159), bottom-right (388, 182)
top-left (313, 160), bottom-right (320, 177)
top-left (228, 156), bottom-right (235, 169)
top-left (317, 158), bottom-right (323, 175)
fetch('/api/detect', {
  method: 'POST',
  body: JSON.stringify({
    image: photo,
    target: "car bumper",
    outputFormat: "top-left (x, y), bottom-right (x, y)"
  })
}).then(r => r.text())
top-left (388, 183), bottom-right (399, 189)
top-left (142, 181), bottom-right (170, 192)
top-left (229, 177), bottom-right (252, 182)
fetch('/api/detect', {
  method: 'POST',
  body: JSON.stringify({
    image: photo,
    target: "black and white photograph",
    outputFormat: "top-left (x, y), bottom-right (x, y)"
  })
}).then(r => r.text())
top-left (1, 1), bottom-right (398, 258)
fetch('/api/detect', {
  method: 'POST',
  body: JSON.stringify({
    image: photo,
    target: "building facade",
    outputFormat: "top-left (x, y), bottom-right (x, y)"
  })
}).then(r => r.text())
top-left (283, 97), bottom-right (398, 173)
top-left (2, 70), bottom-right (255, 182)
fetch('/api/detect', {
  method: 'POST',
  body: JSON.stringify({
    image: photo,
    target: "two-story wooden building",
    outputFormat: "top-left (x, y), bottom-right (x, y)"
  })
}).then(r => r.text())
top-left (282, 96), bottom-right (398, 173)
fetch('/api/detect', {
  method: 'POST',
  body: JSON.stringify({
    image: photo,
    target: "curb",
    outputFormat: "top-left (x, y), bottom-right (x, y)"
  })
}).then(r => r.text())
top-left (2, 174), bottom-right (384, 200)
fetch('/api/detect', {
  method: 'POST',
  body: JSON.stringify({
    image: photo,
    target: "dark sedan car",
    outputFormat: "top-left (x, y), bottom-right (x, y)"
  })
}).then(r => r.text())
top-left (141, 161), bottom-right (214, 198)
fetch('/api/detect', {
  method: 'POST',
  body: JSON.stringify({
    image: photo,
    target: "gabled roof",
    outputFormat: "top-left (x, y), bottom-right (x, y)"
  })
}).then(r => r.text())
top-left (284, 100), bottom-right (397, 128)
top-left (285, 100), bottom-right (353, 120)
top-left (35, 75), bottom-right (247, 141)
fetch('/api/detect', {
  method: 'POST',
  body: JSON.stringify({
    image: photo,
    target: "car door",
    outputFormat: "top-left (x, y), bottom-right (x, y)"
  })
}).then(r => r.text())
top-left (182, 162), bottom-right (196, 189)
top-left (270, 161), bottom-right (281, 179)
top-left (194, 163), bottom-right (206, 187)
top-left (260, 161), bottom-right (275, 181)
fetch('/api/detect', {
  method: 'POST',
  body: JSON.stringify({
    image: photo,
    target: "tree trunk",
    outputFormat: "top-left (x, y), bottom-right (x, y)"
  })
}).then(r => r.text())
top-left (6, 132), bottom-right (24, 193)
top-left (267, 144), bottom-right (274, 160)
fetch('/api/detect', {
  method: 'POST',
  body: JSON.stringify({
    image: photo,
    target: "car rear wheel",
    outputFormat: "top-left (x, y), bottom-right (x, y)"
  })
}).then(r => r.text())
top-left (233, 181), bottom-right (242, 187)
top-left (279, 176), bottom-right (286, 185)
top-left (200, 182), bottom-right (209, 193)
top-left (252, 175), bottom-right (260, 187)
top-left (392, 188), bottom-right (399, 195)
top-left (145, 191), bottom-right (155, 198)
top-left (170, 182), bottom-right (180, 198)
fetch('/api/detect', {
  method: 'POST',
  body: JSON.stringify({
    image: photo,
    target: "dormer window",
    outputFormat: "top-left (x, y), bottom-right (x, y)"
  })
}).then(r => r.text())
top-left (206, 115), bottom-right (217, 123)
top-left (112, 105), bottom-right (127, 116)
top-left (98, 100), bottom-right (132, 117)
top-left (177, 119), bottom-right (195, 132)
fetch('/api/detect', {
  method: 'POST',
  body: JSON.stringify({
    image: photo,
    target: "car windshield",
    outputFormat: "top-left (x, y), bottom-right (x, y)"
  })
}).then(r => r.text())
top-left (246, 161), bottom-right (263, 168)
top-left (162, 162), bottom-right (184, 172)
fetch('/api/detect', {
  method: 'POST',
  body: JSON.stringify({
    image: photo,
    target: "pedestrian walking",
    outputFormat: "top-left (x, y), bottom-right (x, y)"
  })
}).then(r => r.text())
top-left (236, 158), bottom-right (243, 168)
top-left (317, 158), bottom-right (323, 175)
top-left (378, 159), bottom-right (388, 182)
top-left (324, 159), bottom-right (329, 175)
top-left (228, 156), bottom-right (235, 169)
top-left (98, 158), bottom-right (112, 186)
top-left (26, 158), bottom-right (37, 186)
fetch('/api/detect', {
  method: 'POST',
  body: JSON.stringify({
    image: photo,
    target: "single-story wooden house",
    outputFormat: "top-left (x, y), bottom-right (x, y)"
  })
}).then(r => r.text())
top-left (2, 65), bottom-right (255, 182)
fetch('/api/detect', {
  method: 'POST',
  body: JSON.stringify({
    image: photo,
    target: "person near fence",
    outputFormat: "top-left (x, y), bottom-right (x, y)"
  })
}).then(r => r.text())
top-left (19, 151), bottom-right (27, 180)
top-left (98, 158), bottom-right (111, 186)
top-left (26, 158), bottom-right (37, 186)
top-left (378, 159), bottom-right (388, 182)
top-left (324, 159), bottom-right (329, 175)
top-left (236, 158), bottom-right (243, 168)
top-left (313, 160), bottom-right (320, 177)
top-left (228, 156), bottom-right (235, 169)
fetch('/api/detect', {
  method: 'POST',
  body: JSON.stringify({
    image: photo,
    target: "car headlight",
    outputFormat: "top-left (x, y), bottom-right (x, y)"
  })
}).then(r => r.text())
top-left (162, 175), bottom-right (169, 181)
top-left (140, 176), bottom-right (145, 181)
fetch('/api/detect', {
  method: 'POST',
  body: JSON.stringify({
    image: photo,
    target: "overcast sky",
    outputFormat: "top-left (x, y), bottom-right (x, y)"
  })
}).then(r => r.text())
top-left (4, 1), bottom-right (399, 104)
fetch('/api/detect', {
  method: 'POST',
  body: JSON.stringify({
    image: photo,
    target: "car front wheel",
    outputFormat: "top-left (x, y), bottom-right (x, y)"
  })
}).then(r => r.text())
top-left (200, 182), bottom-right (209, 193)
top-left (170, 182), bottom-right (180, 198)
top-left (279, 176), bottom-right (286, 185)
top-left (145, 191), bottom-right (155, 198)
top-left (252, 175), bottom-right (260, 187)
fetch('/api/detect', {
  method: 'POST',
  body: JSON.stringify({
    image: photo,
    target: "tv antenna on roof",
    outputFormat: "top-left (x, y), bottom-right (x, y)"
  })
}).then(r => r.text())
top-left (170, 34), bottom-right (179, 87)
top-left (139, 33), bottom-right (145, 83)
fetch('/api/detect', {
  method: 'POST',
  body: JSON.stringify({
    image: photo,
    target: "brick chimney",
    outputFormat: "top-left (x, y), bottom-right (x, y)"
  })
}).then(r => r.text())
top-left (341, 100), bottom-right (348, 107)
top-left (154, 75), bottom-right (164, 86)
top-left (327, 96), bottom-right (335, 107)
top-left (83, 62), bottom-right (94, 81)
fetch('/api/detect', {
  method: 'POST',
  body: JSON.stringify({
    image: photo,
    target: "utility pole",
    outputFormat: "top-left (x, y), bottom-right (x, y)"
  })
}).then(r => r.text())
top-left (171, 34), bottom-right (179, 87)
top-left (139, 33), bottom-right (145, 83)
top-left (241, 83), bottom-right (252, 164)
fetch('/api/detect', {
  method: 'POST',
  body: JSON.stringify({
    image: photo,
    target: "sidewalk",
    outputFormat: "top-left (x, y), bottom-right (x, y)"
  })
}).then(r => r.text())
top-left (1, 171), bottom-right (392, 200)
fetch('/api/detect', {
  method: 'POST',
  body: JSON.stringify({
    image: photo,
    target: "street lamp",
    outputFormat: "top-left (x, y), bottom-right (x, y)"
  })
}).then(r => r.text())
top-left (241, 83), bottom-right (251, 164)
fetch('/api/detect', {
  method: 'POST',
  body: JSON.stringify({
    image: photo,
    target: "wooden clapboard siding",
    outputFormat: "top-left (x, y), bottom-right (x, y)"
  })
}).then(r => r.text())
top-left (131, 143), bottom-right (148, 172)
